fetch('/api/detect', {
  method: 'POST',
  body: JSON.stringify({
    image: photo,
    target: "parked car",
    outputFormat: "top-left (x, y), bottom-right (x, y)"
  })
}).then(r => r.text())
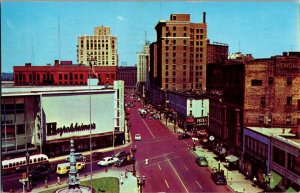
top-left (178, 133), bottom-right (191, 140)
top-left (211, 170), bottom-right (227, 185)
top-left (28, 165), bottom-right (50, 181)
top-left (97, 157), bottom-right (119, 166)
top-left (114, 151), bottom-right (130, 159)
top-left (66, 153), bottom-right (85, 162)
top-left (114, 157), bottom-right (135, 167)
top-left (195, 156), bottom-right (208, 167)
top-left (135, 134), bottom-right (142, 141)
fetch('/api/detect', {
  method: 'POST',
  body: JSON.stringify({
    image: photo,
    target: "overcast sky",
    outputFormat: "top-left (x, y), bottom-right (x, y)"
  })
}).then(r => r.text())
top-left (1, 1), bottom-right (299, 72)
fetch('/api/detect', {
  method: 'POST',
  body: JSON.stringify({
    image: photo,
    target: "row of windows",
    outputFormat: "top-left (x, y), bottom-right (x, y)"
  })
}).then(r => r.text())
top-left (245, 136), bottom-right (268, 158)
top-left (258, 115), bottom-right (300, 125)
top-left (166, 25), bottom-right (204, 34)
top-left (259, 97), bottom-right (300, 110)
top-left (251, 76), bottom-right (293, 86)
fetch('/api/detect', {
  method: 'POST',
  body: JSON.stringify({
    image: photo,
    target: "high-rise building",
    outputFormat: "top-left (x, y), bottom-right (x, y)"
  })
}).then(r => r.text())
top-left (153, 13), bottom-right (207, 91)
top-left (77, 25), bottom-right (118, 67)
top-left (137, 42), bottom-right (151, 83)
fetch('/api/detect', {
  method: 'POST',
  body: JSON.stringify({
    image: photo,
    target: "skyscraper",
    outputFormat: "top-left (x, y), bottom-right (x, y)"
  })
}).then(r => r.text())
top-left (78, 25), bottom-right (118, 67)
top-left (153, 13), bottom-right (207, 92)
top-left (137, 42), bottom-right (151, 84)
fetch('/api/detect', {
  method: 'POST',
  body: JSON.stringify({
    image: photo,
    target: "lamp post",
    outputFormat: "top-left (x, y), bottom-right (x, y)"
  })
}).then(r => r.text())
top-left (131, 145), bottom-right (136, 176)
top-left (263, 173), bottom-right (272, 190)
top-left (137, 175), bottom-right (146, 193)
top-left (218, 160), bottom-right (221, 172)
top-left (25, 152), bottom-right (30, 191)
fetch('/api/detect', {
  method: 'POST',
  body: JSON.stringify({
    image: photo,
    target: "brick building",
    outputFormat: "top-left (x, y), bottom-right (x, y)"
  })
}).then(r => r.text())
top-left (244, 52), bottom-right (300, 128)
top-left (152, 13), bottom-right (207, 92)
top-left (14, 60), bottom-right (117, 86)
top-left (117, 66), bottom-right (137, 92)
top-left (207, 40), bottom-right (228, 64)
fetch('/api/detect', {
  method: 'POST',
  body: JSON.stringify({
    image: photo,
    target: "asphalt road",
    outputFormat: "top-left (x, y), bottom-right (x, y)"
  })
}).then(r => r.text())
top-left (2, 95), bottom-right (233, 193)
top-left (128, 98), bottom-right (233, 193)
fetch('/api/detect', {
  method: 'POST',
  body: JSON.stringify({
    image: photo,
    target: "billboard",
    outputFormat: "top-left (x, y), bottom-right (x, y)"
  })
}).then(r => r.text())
top-left (42, 92), bottom-right (114, 141)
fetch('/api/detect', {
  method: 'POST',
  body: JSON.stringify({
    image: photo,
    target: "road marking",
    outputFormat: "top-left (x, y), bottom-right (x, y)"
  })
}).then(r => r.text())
top-left (158, 163), bottom-right (161, 170)
top-left (141, 118), bottom-right (156, 139)
top-left (164, 179), bottom-right (169, 189)
top-left (167, 159), bottom-right (189, 193)
top-left (147, 155), bottom-right (181, 167)
top-left (184, 165), bottom-right (189, 171)
top-left (196, 180), bottom-right (203, 189)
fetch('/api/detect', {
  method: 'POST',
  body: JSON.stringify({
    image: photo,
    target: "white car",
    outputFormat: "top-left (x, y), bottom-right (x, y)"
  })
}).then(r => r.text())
top-left (97, 157), bottom-right (119, 166)
top-left (135, 134), bottom-right (142, 141)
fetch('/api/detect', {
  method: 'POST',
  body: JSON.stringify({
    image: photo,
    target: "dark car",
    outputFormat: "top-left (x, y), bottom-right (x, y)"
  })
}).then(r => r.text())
top-left (114, 157), bottom-right (135, 167)
top-left (114, 151), bottom-right (130, 159)
top-left (66, 153), bottom-right (86, 162)
top-left (195, 156), bottom-right (208, 167)
top-left (28, 165), bottom-right (50, 181)
top-left (178, 133), bottom-right (191, 140)
top-left (211, 170), bottom-right (227, 185)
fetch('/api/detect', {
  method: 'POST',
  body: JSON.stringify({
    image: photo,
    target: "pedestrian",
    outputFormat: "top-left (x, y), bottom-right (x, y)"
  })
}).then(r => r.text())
top-left (253, 176), bottom-right (257, 187)
top-left (120, 174), bottom-right (124, 185)
top-left (57, 176), bottom-right (61, 185)
top-left (145, 158), bottom-right (149, 166)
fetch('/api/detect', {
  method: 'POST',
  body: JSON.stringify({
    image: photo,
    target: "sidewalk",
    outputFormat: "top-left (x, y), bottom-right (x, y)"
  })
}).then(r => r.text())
top-left (160, 116), bottom-right (263, 193)
top-left (32, 168), bottom-right (138, 193)
top-left (192, 146), bottom-right (263, 193)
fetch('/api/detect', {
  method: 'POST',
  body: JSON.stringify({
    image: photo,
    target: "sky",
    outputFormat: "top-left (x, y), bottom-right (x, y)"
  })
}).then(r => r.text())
top-left (1, 1), bottom-right (299, 73)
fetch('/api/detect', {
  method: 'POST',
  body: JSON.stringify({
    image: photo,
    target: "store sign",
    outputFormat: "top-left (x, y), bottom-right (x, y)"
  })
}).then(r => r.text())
top-left (47, 122), bottom-right (96, 137)
top-left (276, 62), bottom-right (300, 75)
top-left (195, 117), bottom-right (208, 125)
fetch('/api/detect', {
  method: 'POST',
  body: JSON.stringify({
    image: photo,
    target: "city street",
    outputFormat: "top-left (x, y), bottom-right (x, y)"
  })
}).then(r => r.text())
top-left (127, 97), bottom-right (233, 193)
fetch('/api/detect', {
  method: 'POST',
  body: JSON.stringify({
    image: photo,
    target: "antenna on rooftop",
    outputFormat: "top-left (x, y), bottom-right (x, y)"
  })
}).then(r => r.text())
top-left (145, 31), bottom-right (147, 44)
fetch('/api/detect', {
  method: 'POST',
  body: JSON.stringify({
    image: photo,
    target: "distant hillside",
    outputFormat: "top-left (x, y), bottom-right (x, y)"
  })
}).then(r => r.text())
top-left (1, 73), bottom-right (14, 81)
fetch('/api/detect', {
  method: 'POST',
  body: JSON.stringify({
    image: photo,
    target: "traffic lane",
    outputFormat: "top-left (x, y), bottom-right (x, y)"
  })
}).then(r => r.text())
top-left (170, 153), bottom-right (233, 193)
top-left (136, 153), bottom-right (187, 193)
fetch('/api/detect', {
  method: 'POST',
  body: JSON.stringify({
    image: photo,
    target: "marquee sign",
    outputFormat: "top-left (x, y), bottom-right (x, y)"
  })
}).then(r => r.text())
top-left (195, 116), bottom-right (208, 126)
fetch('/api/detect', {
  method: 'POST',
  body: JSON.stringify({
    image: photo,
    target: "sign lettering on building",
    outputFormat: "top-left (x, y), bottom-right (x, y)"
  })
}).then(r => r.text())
top-left (47, 122), bottom-right (96, 137)
top-left (195, 116), bottom-right (208, 126)
top-left (275, 61), bottom-right (300, 75)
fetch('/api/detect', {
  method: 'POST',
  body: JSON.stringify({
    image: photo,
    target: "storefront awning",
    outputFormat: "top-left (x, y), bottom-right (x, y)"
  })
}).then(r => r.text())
top-left (284, 186), bottom-right (297, 193)
top-left (269, 170), bottom-right (283, 189)
top-left (186, 118), bottom-right (194, 123)
top-left (225, 155), bottom-right (239, 162)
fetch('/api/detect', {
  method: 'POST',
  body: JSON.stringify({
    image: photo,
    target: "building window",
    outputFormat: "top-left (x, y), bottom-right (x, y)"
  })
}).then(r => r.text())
top-left (298, 99), bottom-right (300, 111)
top-left (173, 40), bottom-right (176, 45)
top-left (251, 79), bottom-right (262, 86)
top-left (287, 96), bottom-right (292, 106)
top-left (259, 116), bottom-right (264, 124)
top-left (260, 97), bottom-right (266, 107)
top-left (273, 146), bottom-right (285, 167)
top-left (17, 124), bottom-right (25, 134)
top-left (286, 116), bottom-right (291, 125)
top-left (268, 77), bottom-right (274, 85)
top-left (287, 76), bottom-right (292, 85)
top-left (80, 74), bottom-right (83, 80)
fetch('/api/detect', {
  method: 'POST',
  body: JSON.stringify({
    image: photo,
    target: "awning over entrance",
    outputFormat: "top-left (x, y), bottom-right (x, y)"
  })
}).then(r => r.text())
top-left (186, 118), bottom-right (194, 123)
top-left (284, 186), bottom-right (297, 193)
top-left (225, 155), bottom-right (239, 162)
top-left (269, 170), bottom-right (283, 189)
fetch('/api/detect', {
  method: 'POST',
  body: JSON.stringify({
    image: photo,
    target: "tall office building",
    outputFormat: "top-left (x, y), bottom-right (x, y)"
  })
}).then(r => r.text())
top-left (78, 25), bottom-right (118, 67)
top-left (153, 13), bottom-right (207, 91)
top-left (137, 42), bottom-right (151, 83)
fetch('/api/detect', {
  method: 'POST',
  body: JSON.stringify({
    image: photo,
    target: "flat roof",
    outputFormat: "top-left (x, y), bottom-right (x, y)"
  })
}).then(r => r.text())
top-left (2, 85), bottom-right (114, 97)
top-left (246, 127), bottom-right (300, 147)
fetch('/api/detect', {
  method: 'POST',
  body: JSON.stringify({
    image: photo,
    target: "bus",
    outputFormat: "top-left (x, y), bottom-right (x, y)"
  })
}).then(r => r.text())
top-left (2, 154), bottom-right (50, 175)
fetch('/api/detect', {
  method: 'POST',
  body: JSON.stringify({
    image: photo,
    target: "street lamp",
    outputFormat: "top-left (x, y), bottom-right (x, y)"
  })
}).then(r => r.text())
top-left (25, 152), bottom-right (30, 191)
top-left (131, 145), bottom-right (137, 176)
top-left (263, 173), bottom-right (272, 190)
top-left (137, 175), bottom-right (146, 193)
